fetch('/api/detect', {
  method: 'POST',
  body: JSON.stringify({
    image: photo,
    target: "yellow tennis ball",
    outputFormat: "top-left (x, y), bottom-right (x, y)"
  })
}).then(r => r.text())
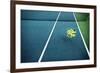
top-left (66, 29), bottom-right (76, 38)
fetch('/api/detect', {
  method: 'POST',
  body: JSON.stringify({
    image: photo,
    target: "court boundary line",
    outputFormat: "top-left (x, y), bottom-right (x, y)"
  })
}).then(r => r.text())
top-left (73, 12), bottom-right (90, 58)
top-left (38, 12), bottom-right (61, 62)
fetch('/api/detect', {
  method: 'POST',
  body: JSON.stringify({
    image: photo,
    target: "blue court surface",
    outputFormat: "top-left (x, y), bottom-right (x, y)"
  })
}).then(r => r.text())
top-left (21, 10), bottom-right (89, 63)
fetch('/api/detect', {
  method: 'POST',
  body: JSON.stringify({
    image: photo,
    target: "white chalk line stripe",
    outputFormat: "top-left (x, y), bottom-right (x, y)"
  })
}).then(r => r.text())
top-left (38, 12), bottom-right (61, 62)
top-left (73, 12), bottom-right (90, 58)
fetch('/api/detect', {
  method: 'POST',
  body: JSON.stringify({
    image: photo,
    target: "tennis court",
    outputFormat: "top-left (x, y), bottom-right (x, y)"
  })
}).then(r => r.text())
top-left (21, 10), bottom-right (89, 63)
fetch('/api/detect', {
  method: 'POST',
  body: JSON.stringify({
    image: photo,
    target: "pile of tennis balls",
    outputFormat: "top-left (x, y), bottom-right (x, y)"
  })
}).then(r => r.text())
top-left (66, 28), bottom-right (77, 38)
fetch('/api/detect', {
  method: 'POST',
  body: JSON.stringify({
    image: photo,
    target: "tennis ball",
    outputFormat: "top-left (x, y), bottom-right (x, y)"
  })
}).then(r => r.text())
top-left (66, 29), bottom-right (76, 38)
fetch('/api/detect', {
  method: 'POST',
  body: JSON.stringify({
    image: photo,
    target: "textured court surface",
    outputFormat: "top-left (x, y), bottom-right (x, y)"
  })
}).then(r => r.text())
top-left (21, 10), bottom-right (89, 63)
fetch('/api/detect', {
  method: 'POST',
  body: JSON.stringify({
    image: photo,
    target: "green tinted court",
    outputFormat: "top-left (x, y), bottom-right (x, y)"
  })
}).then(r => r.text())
top-left (21, 10), bottom-right (90, 63)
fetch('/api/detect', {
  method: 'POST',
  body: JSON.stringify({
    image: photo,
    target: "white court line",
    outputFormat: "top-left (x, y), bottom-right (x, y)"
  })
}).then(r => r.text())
top-left (38, 12), bottom-right (61, 62)
top-left (73, 13), bottom-right (90, 58)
